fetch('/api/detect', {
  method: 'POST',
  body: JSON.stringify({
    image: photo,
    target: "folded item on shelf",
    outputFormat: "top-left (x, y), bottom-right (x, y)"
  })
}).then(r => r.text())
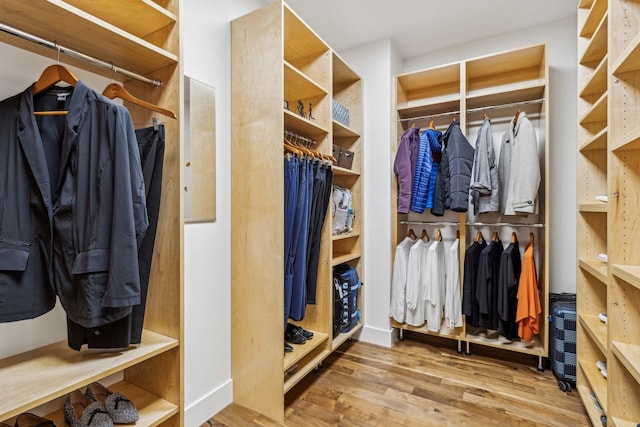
top-left (597, 253), bottom-right (608, 263)
top-left (598, 312), bottom-right (607, 324)
top-left (595, 194), bottom-right (608, 203)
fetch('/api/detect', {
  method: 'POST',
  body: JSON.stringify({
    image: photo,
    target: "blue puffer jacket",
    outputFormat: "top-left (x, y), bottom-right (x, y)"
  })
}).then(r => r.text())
top-left (410, 128), bottom-right (442, 213)
top-left (431, 120), bottom-right (474, 214)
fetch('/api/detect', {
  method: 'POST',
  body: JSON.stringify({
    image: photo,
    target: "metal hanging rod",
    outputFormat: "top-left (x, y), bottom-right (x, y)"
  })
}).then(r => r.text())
top-left (400, 220), bottom-right (460, 226)
top-left (284, 129), bottom-right (316, 146)
top-left (397, 98), bottom-right (545, 123)
top-left (0, 22), bottom-right (162, 87)
top-left (467, 222), bottom-right (545, 228)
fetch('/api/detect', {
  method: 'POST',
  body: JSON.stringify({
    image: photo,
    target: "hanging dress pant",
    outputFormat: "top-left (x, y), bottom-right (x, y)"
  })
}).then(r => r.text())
top-left (497, 240), bottom-right (521, 340)
top-left (462, 238), bottom-right (487, 327)
top-left (67, 124), bottom-right (165, 349)
top-left (283, 155), bottom-right (299, 328)
top-left (305, 162), bottom-right (332, 305)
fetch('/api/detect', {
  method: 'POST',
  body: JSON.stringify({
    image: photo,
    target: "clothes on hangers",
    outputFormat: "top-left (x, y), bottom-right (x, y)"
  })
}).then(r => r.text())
top-left (444, 236), bottom-right (462, 329)
top-left (470, 118), bottom-right (499, 214)
top-left (424, 239), bottom-right (446, 332)
top-left (497, 237), bottom-right (521, 341)
top-left (389, 236), bottom-right (416, 323)
top-left (0, 81), bottom-right (147, 337)
top-left (475, 237), bottom-right (504, 331)
top-left (462, 236), bottom-right (487, 327)
top-left (516, 242), bottom-right (541, 342)
top-left (67, 124), bottom-right (166, 349)
top-left (410, 127), bottom-right (442, 213)
top-left (284, 154), bottom-right (332, 325)
top-left (393, 126), bottom-right (420, 214)
top-left (498, 111), bottom-right (541, 215)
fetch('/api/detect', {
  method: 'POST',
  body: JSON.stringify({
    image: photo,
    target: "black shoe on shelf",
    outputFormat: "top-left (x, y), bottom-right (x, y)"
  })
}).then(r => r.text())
top-left (285, 324), bottom-right (307, 344)
top-left (284, 343), bottom-right (293, 353)
top-left (286, 322), bottom-right (313, 340)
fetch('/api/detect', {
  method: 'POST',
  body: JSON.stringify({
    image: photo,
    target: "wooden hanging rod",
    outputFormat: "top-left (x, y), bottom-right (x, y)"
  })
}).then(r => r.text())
top-left (0, 22), bottom-right (162, 87)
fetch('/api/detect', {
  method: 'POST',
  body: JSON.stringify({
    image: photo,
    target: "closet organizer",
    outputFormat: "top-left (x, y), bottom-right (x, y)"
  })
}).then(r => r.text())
top-left (231, 1), bottom-right (364, 422)
top-left (577, 0), bottom-right (640, 423)
top-left (391, 44), bottom-right (550, 369)
top-left (0, 1), bottom-right (183, 425)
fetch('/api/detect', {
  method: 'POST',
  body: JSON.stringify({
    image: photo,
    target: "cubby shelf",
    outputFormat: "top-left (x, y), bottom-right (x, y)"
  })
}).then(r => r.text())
top-left (579, 314), bottom-right (608, 355)
top-left (578, 258), bottom-right (608, 285)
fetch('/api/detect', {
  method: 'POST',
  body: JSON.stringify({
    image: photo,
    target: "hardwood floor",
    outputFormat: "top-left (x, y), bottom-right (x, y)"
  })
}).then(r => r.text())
top-left (205, 333), bottom-right (591, 426)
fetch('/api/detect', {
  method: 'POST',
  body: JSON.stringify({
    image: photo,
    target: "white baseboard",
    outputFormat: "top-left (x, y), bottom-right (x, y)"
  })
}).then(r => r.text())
top-left (357, 325), bottom-right (395, 348)
top-left (184, 379), bottom-right (233, 427)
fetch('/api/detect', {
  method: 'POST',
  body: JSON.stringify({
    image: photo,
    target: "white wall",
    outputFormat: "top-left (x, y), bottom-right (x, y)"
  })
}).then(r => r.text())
top-left (403, 17), bottom-right (578, 294)
top-left (181, 0), bottom-right (268, 425)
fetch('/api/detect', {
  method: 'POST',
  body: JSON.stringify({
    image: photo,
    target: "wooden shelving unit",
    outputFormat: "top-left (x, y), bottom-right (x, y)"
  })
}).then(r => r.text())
top-left (577, 0), bottom-right (640, 423)
top-left (0, 1), bottom-right (182, 425)
top-left (391, 44), bottom-right (549, 367)
top-left (230, 1), bottom-right (363, 422)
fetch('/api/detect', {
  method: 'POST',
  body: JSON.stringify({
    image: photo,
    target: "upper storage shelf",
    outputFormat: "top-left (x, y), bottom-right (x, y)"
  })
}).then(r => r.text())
top-left (396, 63), bottom-right (461, 119)
top-left (0, 0), bottom-right (178, 75)
top-left (465, 44), bottom-right (546, 95)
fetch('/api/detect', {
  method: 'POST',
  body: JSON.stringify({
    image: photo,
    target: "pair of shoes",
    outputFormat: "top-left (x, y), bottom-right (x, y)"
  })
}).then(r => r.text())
top-left (286, 323), bottom-right (313, 340)
top-left (64, 382), bottom-right (139, 427)
top-left (596, 360), bottom-right (607, 378)
top-left (7, 413), bottom-right (56, 427)
top-left (64, 390), bottom-right (112, 427)
top-left (285, 324), bottom-right (307, 345)
top-left (284, 343), bottom-right (293, 353)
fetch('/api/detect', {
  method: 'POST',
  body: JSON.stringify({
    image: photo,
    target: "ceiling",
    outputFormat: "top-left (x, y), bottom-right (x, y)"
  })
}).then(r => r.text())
top-left (284, 0), bottom-right (577, 59)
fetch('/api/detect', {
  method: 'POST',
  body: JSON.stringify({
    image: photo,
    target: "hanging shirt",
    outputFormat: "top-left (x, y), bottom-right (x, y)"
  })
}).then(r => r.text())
top-left (476, 239), bottom-right (504, 331)
top-left (424, 240), bottom-right (446, 332)
top-left (516, 244), bottom-right (541, 342)
top-left (497, 240), bottom-right (522, 341)
top-left (445, 238), bottom-right (462, 329)
top-left (390, 236), bottom-right (416, 323)
top-left (405, 238), bottom-right (430, 327)
top-left (462, 238), bottom-right (487, 327)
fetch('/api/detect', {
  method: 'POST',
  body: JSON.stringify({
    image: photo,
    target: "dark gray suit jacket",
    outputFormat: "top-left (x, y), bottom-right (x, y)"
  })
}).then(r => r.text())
top-left (0, 81), bottom-right (147, 327)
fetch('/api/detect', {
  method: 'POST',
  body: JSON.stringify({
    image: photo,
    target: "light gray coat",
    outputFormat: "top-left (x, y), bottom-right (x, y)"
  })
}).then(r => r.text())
top-left (471, 118), bottom-right (499, 214)
top-left (498, 112), bottom-right (540, 215)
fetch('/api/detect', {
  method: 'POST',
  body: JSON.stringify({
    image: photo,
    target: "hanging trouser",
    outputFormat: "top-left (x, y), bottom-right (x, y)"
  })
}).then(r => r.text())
top-left (289, 158), bottom-right (313, 320)
top-left (305, 163), bottom-right (332, 304)
top-left (283, 156), bottom-right (299, 328)
top-left (67, 124), bottom-right (165, 349)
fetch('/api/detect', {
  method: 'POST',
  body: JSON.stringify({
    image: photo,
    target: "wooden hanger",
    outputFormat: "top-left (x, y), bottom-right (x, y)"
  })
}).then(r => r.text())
top-left (527, 232), bottom-right (535, 248)
top-left (513, 109), bottom-right (521, 126)
top-left (102, 83), bottom-right (177, 119)
top-left (33, 64), bottom-right (79, 116)
top-left (420, 229), bottom-right (429, 241)
top-left (456, 229), bottom-right (460, 240)
top-left (407, 228), bottom-right (417, 240)
top-left (475, 230), bottom-right (484, 243)
top-left (511, 231), bottom-right (518, 244)
top-left (435, 228), bottom-right (442, 242)
top-left (284, 141), bottom-right (303, 156)
top-left (491, 230), bottom-right (499, 242)
top-left (429, 120), bottom-right (435, 130)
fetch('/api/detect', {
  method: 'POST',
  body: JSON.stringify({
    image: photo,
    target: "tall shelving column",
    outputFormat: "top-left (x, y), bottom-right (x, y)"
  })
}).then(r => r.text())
top-left (391, 44), bottom-right (549, 367)
top-left (607, 0), bottom-right (640, 425)
top-left (331, 52), bottom-right (364, 350)
top-left (231, 1), bottom-right (364, 422)
top-left (576, 0), bottom-right (610, 423)
top-left (0, 1), bottom-right (183, 426)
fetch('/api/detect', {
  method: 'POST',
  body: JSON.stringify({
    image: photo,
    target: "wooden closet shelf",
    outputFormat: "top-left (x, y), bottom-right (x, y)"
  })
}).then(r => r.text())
top-left (611, 417), bottom-right (639, 427)
top-left (579, 314), bottom-right (608, 355)
top-left (579, 359), bottom-right (608, 413)
top-left (613, 30), bottom-right (640, 75)
top-left (38, 380), bottom-right (179, 427)
top-left (284, 331), bottom-right (328, 372)
top-left (611, 341), bottom-right (640, 385)
top-left (576, 384), bottom-right (606, 427)
top-left (579, 12), bottom-right (607, 66)
top-left (0, 330), bottom-right (178, 420)
top-left (333, 120), bottom-right (360, 139)
top-left (579, 56), bottom-right (607, 100)
top-left (580, 0), bottom-right (607, 38)
top-left (578, 203), bottom-right (608, 213)
top-left (284, 61), bottom-right (328, 100)
top-left (611, 126), bottom-right (640, 152)
top-left (578, 127), bottom-right (607, 152)
top-left (332, 252), bottom-right (361, 266)
top-left (332, 323), bottom-right (363, 350)
top-left (611, 265), bottom-right (640, 291)
top-left (0, 1), bottom-right (177, 76)
top-left (578, 258), bottom-right (608, 285)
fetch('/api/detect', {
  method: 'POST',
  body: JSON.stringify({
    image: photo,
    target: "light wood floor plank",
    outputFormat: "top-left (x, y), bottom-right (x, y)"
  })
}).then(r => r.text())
top-left (206, 335), bottom-right (590, 426)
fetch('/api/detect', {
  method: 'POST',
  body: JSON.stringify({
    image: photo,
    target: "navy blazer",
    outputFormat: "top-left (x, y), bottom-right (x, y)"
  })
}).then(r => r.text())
top-left (0, 81), bottom-right (147, 327)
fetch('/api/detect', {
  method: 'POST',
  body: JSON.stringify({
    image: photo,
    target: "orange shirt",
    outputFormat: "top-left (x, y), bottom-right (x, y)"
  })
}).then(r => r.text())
top-left (516, 245), bottom-right (541, 342)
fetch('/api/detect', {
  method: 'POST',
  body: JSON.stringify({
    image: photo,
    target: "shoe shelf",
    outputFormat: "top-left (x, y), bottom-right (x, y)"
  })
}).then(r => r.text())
top-left (331, 251), bottom-right (361, 266)
top-left (611, 342), bottom-right (640, 384)
top-left (283, 332), bottom-right (330, 394)
top-left (466, 333), bottom-right (545, 357)
top-left (580, 0), bottom-right (607, 38)
top-left (579, 258), bottom-right (608, 285)
top-left (332, 323), bottom-right (363, 350)
top-left (579, 127), bottom-right (607, 152)
top-left (579, 92), bottom-right (607, 126)
top-left (579, 55), bottom-right (607, 101)
top-left (0, 330), bottom-right (178, 421)
top-left (611, 418), bottom-right (639, 427)
top-left (39, 380), bottom-right (179, 427)
top-left (332, 231), bottom-right (360, 241)
top-left (576, 384), bottom-right (606, 427)
top-left (579, 314), bottom-right (608, 355)
top-left (393, 320), bottom-right (463, 341)
top-left (611, 126), bottom-right (640, 151)
top-left (578, 203), bottom-right (608, 213)
top-left (580, 12), bottom-right (608, 66)
top-left (579, 358), bottom-right (608, 414)
top-left (611, 265), bottom-right (640, 291)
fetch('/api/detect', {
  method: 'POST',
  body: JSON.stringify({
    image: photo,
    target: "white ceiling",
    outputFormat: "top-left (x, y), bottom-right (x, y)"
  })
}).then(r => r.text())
top-left (285, 0), bottom-right (577, 59)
